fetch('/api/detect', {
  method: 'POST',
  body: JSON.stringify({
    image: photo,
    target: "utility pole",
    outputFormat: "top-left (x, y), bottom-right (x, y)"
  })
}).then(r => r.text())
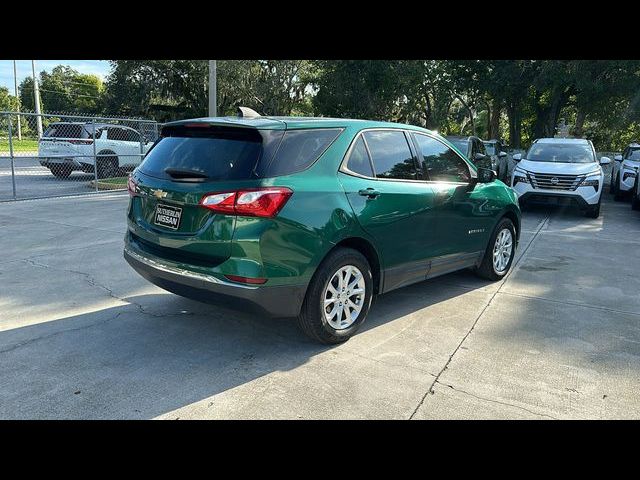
top-left (13, 60), bottom-right (21, 140)
top-left (31, 60), bottom-right (43, 138)
top-left (208, 60), bottom-right (217, 117)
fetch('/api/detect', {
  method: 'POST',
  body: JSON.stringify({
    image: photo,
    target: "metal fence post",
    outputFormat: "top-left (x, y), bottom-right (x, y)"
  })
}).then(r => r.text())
top-left (139, 120), bottom-right (144, 165)
top-left (7, 113), bottom-right (17, 200)
top-left (92, 118), bottom-right (98, 192)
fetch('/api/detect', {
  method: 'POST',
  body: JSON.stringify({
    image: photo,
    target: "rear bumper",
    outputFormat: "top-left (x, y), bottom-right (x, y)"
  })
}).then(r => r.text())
top-left (123, 242), bottom-right (307, 318)
top-left (39, 158), bottom-right (82, 168)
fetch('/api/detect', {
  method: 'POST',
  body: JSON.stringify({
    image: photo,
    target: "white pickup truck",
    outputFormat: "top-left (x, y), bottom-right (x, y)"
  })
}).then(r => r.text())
top-left (39, 122), bottom-right (155, 178)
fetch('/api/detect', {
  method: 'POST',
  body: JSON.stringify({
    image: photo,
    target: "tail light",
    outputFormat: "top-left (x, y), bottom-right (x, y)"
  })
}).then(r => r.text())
top-left (200, 187), bottom-right (292, 218)
top-left (127, 175), bottom-right (139, 197)
top-left (67, 139), bottom-right (94, 145)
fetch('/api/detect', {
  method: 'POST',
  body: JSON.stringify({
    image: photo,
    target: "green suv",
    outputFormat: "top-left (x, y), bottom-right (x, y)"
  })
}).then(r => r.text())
top-left (124, 114), bottom-right (520, 343)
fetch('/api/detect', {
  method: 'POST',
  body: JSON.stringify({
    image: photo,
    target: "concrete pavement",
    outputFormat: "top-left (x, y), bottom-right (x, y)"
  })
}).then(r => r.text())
top-left (0, 192), bottom-right (639, 419)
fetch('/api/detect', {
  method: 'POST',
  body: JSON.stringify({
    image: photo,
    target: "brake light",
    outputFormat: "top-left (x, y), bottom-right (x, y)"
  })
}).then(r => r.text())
top-left (127, 176), bottom-right (139, 197)
top-left (67, 139), bottom-right (94, 145)
top-left (200, 187), bottom-right (292, 218)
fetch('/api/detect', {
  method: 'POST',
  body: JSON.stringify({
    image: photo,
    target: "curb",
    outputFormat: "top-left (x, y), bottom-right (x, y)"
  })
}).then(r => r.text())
top-left (89, 180), bottom-right (127, 191)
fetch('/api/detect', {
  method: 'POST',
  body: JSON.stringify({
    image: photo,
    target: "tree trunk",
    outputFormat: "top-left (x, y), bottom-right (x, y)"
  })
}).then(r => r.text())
top-left (532, 91), bottom-right (547, 139)
top-left (544, 86), bottom-right (573, 137)
top-left (456, 95), bottom-right (474, 135)
top-left (507, 103), bottom-right (522, 149)
top-left (574, 109), bottom-right (586, 137)
top-left (489, 98), bottom-right (501, 139)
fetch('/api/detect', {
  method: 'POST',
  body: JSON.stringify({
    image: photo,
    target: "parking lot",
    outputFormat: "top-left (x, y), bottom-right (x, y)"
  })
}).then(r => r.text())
top-left (1, 191), bottom-right (639, 419)
top-left (0, 156), bottom-right (107, 201)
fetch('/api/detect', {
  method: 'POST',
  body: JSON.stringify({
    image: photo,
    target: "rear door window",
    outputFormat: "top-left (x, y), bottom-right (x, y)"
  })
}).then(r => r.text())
top-left (123, 129), bottom-right (140, 143)
top-left (107, 128), bottom-right (128, 141)
top-left (258, 128), bottom-right (343, 177)
top-left (363, 130), bottom-right (417, 180)
top-left (344, 136), bottom-right (374, 177)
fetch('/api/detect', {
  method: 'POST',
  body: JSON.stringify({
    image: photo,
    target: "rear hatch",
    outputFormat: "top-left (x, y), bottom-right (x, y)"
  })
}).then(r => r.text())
top-left (127, 122), bottom-right (285, 266)
top-left (39, 123), bottom-right (94, 159)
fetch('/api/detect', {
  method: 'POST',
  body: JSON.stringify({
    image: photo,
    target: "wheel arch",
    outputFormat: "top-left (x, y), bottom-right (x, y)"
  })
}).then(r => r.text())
top-left (330, 237), bottom-right (383, 295)
top-left (500, 207), bottom-right (521, 242)
top-left (97, 149), bottom-right (119, 164)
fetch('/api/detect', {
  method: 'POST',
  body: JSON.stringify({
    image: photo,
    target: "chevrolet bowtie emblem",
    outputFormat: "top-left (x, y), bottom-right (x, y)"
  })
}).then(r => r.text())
top-left (152, 189), bottom-right (167, 199)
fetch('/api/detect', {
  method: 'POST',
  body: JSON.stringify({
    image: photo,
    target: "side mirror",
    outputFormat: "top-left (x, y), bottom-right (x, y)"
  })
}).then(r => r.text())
top-left (614, 154), bottom-right (623, 162)
top-left (498, 151), bottom-right (507, 158)
top-left (477, 167), bottom-right (496, 183)
top-left (600, 156), bottom-right (612, 165)
top-left (512, 153), bottom-right (522, 161)
top-left (474, 152), bottom-right (487, 161)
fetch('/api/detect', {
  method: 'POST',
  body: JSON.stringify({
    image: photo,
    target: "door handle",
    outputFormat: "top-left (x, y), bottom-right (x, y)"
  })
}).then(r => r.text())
top-left (358, 188), bottom-right (381, 198)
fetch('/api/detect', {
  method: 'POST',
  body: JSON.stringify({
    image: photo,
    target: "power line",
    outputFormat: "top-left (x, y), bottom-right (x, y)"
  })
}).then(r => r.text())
top-left (20, 86), bottom-right (102, 99)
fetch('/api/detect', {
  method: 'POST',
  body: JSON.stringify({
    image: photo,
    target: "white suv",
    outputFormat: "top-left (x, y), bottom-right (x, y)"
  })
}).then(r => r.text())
top-left (39, 122), bottom-right (154, 179)
top-left (610, 143), bottom-right (640, 201)
top-left (510, 138), bottom-right (611, 218)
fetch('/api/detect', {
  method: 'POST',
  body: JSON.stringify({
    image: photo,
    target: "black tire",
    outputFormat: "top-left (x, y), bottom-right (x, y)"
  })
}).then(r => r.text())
top-left (297, 247), bottom-right (373, 344)
top-left (50, 164), bottom-right (72, 179)
top-left (610, 170), bottom-right (617, 194)
top-left (614, 174), bottom-right (625, 201)
top-left (585, 199), bottom-right (601, 218)
top-left (96, 153), bottom-right (119, 179)
top-left (475, 217), bottom-right (517, 281)
top-left (632, 176), bottom-right (640, 211)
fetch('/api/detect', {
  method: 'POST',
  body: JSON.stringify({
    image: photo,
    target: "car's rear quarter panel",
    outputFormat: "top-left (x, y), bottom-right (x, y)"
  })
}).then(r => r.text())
top-left (228, 126), bottom-right (372, 286)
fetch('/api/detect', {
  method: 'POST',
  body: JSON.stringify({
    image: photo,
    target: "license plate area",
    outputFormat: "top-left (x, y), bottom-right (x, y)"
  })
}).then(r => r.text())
top-left (154, 204), bottom-right (182, 230)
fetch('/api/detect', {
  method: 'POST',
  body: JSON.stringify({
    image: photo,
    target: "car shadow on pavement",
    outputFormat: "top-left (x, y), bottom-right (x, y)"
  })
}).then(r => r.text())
top-left (0, 273), bottom-right (491, 420)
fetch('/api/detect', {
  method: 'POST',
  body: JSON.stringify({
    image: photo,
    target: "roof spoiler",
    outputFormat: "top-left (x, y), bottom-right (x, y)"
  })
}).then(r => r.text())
top-left (237, 107), bottom-right (262, 118)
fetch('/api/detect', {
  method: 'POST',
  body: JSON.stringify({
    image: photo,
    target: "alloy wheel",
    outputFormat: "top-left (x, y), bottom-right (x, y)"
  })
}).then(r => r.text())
top-left (323, 265), bottom-right (366, 330)
top-left (492, 228), bottom-right (513, 274)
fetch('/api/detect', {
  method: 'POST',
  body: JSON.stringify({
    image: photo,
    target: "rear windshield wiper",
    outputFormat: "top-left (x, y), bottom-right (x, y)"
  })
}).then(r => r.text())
top-left (164, 168), bottom-right (210, 180)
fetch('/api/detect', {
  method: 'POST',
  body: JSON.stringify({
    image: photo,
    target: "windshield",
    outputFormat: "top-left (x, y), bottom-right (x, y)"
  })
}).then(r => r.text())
top-left (525, 143), bottom-right (595, 163)
top-left (625, 148), bottom-right (640, 161)
top-left (484, 143), bottom-right (496, 155)
top-left (447, 139), bottom-right (468, 155)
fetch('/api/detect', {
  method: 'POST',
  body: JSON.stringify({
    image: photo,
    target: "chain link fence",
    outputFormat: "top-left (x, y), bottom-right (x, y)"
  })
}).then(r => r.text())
top-left (0, 111), bottom-right (161, 201)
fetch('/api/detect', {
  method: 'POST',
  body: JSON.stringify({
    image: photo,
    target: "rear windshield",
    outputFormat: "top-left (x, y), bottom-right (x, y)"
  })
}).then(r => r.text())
top-left (139, 126), bottom-right (342, 181)
top-left (139, 127), bottom-right (277, 181)
top-left (526, 143), bottom-right (595, 163)
top-left (43, 123), bottom-right (90, 139)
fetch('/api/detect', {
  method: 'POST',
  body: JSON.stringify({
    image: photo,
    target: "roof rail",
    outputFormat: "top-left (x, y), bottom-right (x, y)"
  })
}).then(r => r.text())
top-left (237, 107), bottom-right (261, 118)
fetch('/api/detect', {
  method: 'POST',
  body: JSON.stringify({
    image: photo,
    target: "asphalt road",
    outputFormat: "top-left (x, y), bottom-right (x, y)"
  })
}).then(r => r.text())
top-left (0, 156), bottom-right (119, 201)
top-left (0, 191), bottom-right (639, 419)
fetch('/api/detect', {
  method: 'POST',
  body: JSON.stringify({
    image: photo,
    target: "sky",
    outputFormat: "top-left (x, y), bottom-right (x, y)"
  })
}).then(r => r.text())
top-left (0, 60), bottom-right (112, 93)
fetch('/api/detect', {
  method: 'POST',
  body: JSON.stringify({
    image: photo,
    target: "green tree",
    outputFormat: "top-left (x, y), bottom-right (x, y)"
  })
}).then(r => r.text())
top-left (0, 86), bottom-right (19, 111)
top-left (19, 65), bottom-right (104, 114)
